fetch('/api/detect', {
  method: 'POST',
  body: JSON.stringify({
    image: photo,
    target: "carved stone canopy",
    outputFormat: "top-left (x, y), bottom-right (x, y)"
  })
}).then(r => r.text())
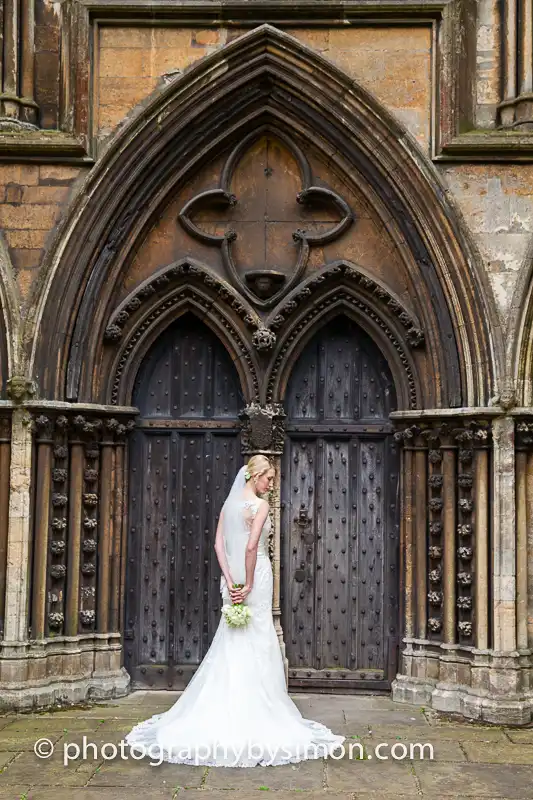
top-left (178, 129), bottom-right (354, 309)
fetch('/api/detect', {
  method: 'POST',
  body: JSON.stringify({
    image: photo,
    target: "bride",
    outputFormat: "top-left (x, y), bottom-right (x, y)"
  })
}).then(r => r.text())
top-left (125, 455), bottom-right (345, 767)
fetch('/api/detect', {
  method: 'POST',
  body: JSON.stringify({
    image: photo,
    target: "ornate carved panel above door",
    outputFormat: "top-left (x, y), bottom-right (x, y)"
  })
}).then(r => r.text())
top-left (178, 130), bottom-right (354, 308)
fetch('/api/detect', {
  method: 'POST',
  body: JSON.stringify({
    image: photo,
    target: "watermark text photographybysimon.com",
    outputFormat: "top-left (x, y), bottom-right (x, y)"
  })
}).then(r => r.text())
top-left (33, 736), bottom-right (435, 766)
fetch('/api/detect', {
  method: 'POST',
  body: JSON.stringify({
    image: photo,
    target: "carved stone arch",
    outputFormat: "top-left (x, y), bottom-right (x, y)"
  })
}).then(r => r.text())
top-left (94, 261), bottom-right (260, 406)
top-left (266, 285), bottom-right (421, 411)
top-left (28, 23), bottom-right (500, 406)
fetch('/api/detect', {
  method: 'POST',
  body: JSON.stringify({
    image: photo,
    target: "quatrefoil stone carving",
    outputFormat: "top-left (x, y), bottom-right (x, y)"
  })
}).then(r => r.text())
top-left (178, 130), bottom-right (355, 309)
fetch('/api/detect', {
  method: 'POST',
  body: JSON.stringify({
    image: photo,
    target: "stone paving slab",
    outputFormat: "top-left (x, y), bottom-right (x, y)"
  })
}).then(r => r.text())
top-left (177, 793), bottom-right (354, 800)
top-left (414, 762), bottom-right (533, 797)
top-left (92, 719), bottom-right (142, 735)
top-left (0, 750), bottom-right (94, 787)
top-left (4, 717), bottom-right (104, 732)
top-left (86, 760), bottom-right (204, 789)
top-left (0, 785), bottom-right (33, 799)
top-left (327, 758), bottom-right (418, 794)
top-left (362, 723), bottom-right (508, 742)
top-left (0, 752), bottom-right (15, 770)
top-left (2, 791), bottom-right (175, 800)
top-left (0, 729), bottom-right (65, 752)
top-left (505, 728), bottom-right (533, 743)
top-left (205, 758), bottom-right (324, 790)
top-left (344, 708), bottom-right (429, 727)
top-left (461, 740), bottom-right (533, 764)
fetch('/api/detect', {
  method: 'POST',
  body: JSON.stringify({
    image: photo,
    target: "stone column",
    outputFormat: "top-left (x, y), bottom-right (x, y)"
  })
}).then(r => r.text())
top-left (98, 422), bottom-right (115, 632)
top-left (527, 450), bottom-right (533, 650)
top-left (499, 0), bottom-right (533, 128)
top-left (0, 416), bottom-right (12, 637)
top-left (517, 0), bottom-right (533, 126)
top-left (516, 447), bottom-right (528, 649)
top-left (398, 432), bottom-right (415, 639)
top-left (474, 443), bottom-right (490, 649)
top-left (3, 378), bottom-right (35, 641)
top-left (515, 421), bottom-right (533, 650)
top-left (414, 433), bottom-right (428, 640)
top-left (0, 0), bottom-right (39, 127)
top-left (31, 416), bottom-right (54, 639)
top-left (492, 416), bottom-right (516, 652)
top-left (111, 431), bottom-right (126, 632)
top-left (500, 0), bottom-right (518, 126)
top-left (441, 428), bottom-right (457, 644)
top-left (65, 433), bottom-right (84, 636)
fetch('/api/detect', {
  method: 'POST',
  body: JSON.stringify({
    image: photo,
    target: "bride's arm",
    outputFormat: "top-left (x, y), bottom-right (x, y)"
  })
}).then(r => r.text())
top-left (243, 500), bottom-right (269, 597)
top-left (214, 509), bottom-right (234, 589)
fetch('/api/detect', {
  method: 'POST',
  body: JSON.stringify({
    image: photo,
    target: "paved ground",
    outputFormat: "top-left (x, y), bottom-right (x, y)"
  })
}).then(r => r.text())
top-left (0, 691), bottom-right (532, 799)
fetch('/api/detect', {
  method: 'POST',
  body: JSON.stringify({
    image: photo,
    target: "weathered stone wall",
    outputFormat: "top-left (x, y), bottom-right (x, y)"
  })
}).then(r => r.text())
top-left (440, 166), bottom-right (533, 320)
top-left (96, 25), bottom-right (432, 152)
top-left (0, 166), bottom-right (85, 303)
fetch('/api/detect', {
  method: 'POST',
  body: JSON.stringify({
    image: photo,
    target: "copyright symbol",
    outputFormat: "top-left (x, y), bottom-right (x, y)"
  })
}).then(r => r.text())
top-left (34, 738), bottom-right (54, 758)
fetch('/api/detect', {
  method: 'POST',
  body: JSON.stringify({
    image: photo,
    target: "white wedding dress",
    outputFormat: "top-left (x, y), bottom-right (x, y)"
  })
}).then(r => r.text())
top-left (125, 469), bottom-right (345, 767)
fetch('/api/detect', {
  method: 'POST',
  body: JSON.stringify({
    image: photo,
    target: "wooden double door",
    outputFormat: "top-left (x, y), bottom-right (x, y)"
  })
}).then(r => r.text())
top-left (125, 314), bottom-right (400, 691)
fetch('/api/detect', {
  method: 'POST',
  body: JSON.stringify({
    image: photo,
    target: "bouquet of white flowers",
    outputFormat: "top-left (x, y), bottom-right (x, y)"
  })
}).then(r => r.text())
top-left (222, 584), bottom-right (252, 628)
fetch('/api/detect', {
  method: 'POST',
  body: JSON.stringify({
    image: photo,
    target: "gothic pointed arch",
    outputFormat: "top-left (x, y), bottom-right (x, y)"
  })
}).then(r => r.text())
top-left (264, 262), bottom-right (425, 410)
top-left (85, 259), bottom-right (260, 405)
top-left (28, 24), bottom-right (500, 407)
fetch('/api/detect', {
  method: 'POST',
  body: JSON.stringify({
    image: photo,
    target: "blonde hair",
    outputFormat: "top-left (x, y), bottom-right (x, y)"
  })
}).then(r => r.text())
top-left (245, 454), bottom-right (272, 481)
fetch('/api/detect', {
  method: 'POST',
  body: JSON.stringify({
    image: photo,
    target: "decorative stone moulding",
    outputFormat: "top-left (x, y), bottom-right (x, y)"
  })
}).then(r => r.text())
top-left (103, 260), bottom-right (260, 345)
top-left (265, 262), bottom-right (425, 346)
top-left (178, 128), bottom-right (354, 309)
top-left (239, 402), bottom-right (286, 455)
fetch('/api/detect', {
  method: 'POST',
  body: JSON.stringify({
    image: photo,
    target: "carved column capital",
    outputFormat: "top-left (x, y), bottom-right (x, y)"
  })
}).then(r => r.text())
top-left (33, 414), bottom-right (55, 441)
top-left (239, 402), bottom-right (286, 456)
top-left (393, 417), bottom-right (492, 449)
top-left (516, 420), bottom-right (533, 449)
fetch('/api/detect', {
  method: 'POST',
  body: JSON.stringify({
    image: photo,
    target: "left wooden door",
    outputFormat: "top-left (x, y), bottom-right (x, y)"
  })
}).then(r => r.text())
top-left (125, 315), bottom-right (243, 689)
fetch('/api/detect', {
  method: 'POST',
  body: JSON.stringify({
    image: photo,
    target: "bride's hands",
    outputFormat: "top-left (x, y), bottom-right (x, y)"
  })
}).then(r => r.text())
top-left (228, 584), bottom-right (242, 603)
top-left (232, 584), bottom-right (252, 603)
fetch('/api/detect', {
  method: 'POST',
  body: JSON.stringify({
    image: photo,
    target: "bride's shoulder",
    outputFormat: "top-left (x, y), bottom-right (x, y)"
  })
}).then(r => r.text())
top-left (257, 497), bottom-right (270, 514)
top-left (243, 497), bottom-right (269, 515)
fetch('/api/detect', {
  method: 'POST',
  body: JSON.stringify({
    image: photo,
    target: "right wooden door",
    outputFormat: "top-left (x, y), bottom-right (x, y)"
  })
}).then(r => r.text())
top-left (281, 316), bottom-right (401, 691)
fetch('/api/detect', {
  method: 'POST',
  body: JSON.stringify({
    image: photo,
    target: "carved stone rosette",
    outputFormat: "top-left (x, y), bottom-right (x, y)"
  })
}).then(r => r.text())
top-left (49, 416), bottom-right (69, 636)
top-left (239, 402), bottom-right (287, 456)
top-left (394, 418), bottom-right (491, 647)
top-left (426, 428), bottom-right (444, 639)
top-left (30, 414), bottom-right (68, 637)
top-left (77, 415), bottom-right (102, 631)
top-left (453, 425), bottom-right (480, 645)
top-left (28, 408), bottom-right (137, 639)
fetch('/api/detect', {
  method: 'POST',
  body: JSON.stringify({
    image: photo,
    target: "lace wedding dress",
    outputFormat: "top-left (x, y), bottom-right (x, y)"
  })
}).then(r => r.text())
top-left (125, 467), bottom-right (345, 767)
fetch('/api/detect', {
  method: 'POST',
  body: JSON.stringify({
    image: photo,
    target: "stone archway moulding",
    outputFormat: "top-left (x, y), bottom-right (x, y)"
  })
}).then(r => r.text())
top-left (26, 24), bottom-right (500, 409)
